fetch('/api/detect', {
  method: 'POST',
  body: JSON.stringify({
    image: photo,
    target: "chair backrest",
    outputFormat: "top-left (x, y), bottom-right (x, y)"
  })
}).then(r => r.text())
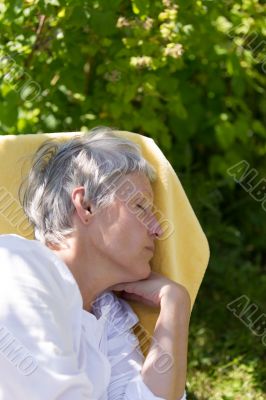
top-left (0, 131), bottom-right (210, 351)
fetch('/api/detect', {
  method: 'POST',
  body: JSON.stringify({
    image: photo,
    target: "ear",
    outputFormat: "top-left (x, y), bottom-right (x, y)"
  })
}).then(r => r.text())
top-left (71, 187), bottom-right (94, 224)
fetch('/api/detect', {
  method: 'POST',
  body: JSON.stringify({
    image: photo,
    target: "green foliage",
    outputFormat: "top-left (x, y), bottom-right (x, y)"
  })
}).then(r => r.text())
top-left (1, 0), bottom-right (266, 397)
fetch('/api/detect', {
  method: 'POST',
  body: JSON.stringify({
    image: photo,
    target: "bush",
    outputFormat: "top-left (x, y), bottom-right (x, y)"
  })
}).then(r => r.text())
top-left (1, 1), bottom-right (265, 397)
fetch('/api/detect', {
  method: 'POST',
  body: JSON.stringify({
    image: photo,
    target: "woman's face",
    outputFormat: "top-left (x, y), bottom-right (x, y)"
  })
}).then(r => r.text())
top-left (90, 172), bottom-right (162, 281)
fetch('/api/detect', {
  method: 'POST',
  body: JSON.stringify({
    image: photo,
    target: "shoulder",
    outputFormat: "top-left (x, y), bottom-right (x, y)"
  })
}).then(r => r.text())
top-left (0, 234), bottom-right (81, 306)
top-left (92, 291), bottom-right (139, 336)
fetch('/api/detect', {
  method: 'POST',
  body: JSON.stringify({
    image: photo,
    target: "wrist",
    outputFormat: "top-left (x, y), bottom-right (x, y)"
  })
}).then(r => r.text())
top-left (159, 284), bottom-right (191, 312)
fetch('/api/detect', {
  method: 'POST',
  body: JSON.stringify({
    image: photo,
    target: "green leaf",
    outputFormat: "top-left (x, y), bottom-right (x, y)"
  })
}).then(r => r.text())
top-left (90, 10), bottom-right (117, 36)
top-left (215, 121), bottom-right (236, 149)
top-left (131, 0), bottom-right (149, 16)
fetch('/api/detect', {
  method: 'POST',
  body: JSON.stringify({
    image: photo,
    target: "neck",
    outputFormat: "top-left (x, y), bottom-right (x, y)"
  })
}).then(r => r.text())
top-left (48, 236), bottom-right (121, 312)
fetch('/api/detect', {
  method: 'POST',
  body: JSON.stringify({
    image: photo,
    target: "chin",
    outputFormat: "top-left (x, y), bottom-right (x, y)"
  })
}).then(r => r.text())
top-left (125, 260), bottom-right (151, 281)
top-left (137, 262), bottom-right (151, 280)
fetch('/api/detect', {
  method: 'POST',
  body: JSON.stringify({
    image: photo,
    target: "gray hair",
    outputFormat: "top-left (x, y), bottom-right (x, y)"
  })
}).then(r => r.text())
top-left (20, 127), bottom-right (157, 245)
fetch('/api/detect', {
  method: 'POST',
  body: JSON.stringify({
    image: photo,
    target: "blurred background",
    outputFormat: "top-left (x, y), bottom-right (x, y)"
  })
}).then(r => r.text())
top-left (0, 0), bottom-right (265, 398)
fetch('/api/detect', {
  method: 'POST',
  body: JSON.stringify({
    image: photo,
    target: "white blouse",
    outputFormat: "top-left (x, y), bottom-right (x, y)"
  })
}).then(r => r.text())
top-left (0, 235), bottom-right (186, 400)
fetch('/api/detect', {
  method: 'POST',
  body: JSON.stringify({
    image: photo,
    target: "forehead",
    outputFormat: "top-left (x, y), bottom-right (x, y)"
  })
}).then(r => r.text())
top-left (117, 172), bottom-right (154, 201)
top-left (129, 172), bottom-right (153, 197)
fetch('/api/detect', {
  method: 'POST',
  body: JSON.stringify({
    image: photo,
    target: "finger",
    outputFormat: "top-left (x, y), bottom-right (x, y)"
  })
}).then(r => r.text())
top-left (109, 283), bottom-right (136, 293)
top-left (120, 292), bottom-right (143, 302)
top-left (108, 284), bottom-right (125, 291)
top-left (121, 292), bottom-right (159, 308)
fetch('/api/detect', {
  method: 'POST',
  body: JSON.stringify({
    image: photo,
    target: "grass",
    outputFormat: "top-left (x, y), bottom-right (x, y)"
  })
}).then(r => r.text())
top-left (186, 248), bottom-right (266, 399)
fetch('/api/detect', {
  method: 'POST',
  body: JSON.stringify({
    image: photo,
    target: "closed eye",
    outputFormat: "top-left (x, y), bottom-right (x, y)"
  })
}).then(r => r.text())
top-left (136, 204), bottom-right (153, 214)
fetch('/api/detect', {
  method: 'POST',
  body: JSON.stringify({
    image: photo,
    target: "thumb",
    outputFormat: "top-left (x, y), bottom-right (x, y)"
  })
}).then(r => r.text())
top-left (108, 281), bottom-right (138, 293)
top-left (108, 283), bottom-right (126, 292)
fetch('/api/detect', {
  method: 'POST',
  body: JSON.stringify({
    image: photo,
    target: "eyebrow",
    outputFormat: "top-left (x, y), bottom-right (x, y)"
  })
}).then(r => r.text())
top-left (139, 191), bottom-right (154, 202)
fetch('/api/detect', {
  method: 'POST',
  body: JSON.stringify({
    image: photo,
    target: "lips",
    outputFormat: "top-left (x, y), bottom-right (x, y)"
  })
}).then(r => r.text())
top-left (145, 246), bottom-right (155, 252)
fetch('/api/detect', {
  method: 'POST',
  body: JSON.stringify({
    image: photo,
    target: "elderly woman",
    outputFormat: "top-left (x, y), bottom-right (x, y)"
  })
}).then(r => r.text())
top-left (0, 127), bottom-right (191, 400)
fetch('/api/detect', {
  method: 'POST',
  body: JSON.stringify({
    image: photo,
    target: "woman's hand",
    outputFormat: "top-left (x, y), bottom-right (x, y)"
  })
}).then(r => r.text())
top-left (108, 271), bottom-right (191, 308)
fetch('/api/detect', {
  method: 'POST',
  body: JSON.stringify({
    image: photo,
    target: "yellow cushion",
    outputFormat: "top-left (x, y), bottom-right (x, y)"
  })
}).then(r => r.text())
top-left (0, 131), bottom-right (209, 354)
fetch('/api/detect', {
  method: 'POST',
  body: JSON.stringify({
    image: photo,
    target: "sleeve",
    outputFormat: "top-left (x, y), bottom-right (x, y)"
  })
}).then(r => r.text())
top-left (105, 292), bottom-right (187, 400)
top-left (0, 238), bottom-right (94, 400)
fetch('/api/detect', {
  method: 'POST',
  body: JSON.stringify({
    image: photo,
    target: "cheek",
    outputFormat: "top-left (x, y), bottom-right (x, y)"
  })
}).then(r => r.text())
top-left (116, 223), bottom-right (142, 249)
top-left (123, 212), bottom-right (147, 243)
top-left (109, 221), bottom-right (145, 258)
top-left (96, 204), bottom-right (147, 254)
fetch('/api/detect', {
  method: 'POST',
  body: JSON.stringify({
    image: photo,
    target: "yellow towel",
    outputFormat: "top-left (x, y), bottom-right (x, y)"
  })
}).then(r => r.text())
top-left (0, 131), bottom-right (210, 354)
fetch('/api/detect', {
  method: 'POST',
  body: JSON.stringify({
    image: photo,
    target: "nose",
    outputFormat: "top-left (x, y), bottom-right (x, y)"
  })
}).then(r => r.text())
top-left (148, 214), bottom-right (163, 239)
